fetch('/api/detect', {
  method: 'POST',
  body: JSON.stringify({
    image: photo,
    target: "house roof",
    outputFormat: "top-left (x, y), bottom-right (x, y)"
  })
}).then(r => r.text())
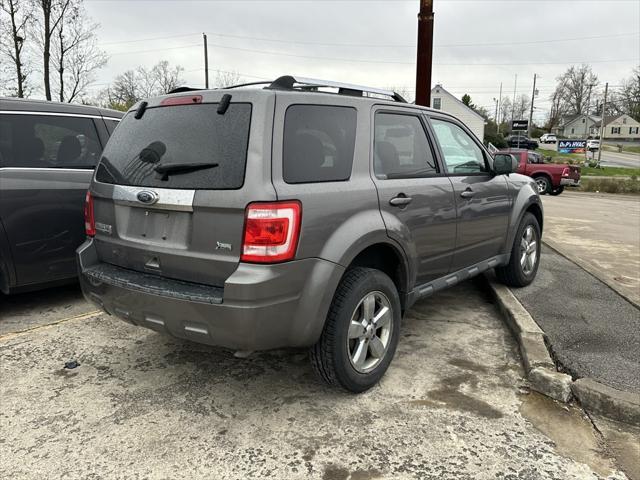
top-left (430, 84), bottom-right (486, 122)
top-left (592, 114), bottom-right (632, 128)
top-left (559, 113), bottom-right (600, 127)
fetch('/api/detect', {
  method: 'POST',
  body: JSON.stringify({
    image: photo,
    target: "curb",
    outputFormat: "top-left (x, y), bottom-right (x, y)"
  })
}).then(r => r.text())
top-left (483, 273), bottom-right (640, 425)
top-left (542, 239), bottom-right (640, 310)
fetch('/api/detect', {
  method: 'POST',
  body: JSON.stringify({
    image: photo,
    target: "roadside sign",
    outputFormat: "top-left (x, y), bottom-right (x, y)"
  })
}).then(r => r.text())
top-left (558, 140), bottom-right (586, 154)
top-left (511, 120), bottom-right (528, 131)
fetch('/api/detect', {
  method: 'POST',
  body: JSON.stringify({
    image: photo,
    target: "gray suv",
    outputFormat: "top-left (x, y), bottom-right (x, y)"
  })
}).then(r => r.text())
top-left (77, 76), bottom-right (542, 392)
top-left (0, 98), bottom-right (122, 294)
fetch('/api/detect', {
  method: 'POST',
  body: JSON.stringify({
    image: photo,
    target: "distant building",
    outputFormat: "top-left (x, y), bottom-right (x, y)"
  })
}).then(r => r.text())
top-left (593, 114), bottom-right (640, 141)
top-left (430, 85), bottom-right (486, 141)
top-left (552, 114), bottom-right (600, 139)
top-left (553, 113), bottom-right (640, 140)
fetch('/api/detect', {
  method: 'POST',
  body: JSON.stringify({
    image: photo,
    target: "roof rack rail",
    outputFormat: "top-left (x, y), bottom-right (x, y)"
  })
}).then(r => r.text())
top-left (267, 75), bottom-right (407, 103)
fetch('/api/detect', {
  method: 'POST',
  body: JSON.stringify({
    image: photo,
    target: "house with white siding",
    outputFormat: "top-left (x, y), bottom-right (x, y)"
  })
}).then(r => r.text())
top-left (430, 85), bottom-right (486, 141)
top-left (552, 114), bottom-right (600, 139)
top-left (593, 114), bottom-right (640, 140)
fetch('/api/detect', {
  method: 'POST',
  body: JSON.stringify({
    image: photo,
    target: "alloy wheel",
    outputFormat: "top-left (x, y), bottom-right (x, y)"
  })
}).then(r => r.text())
top-left (520, 225), bottom-right (538, 275)
top-left (346, 291), bottom-right (393, 373)
top-left (535, 178), bottom-right (548, 194)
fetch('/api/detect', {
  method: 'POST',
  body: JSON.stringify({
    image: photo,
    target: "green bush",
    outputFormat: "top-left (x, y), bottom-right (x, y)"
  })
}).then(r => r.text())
top-left (484, 133), bottom-right (507, 149)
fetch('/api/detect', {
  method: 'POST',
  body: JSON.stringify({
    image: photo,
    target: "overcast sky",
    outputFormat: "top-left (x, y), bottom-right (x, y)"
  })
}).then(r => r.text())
top-left (84, 0), bottom-right (640, 123)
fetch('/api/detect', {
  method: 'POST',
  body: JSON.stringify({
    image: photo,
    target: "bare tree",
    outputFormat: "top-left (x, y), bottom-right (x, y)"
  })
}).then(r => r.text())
top-left (555, 65), bottom-right (598, 115)
top-left (51, 2), bottom-right (106, 102)
top-left (512, 94), bottom-right (531, 121)
top-left (499, 97), bottom-right (512, 124)
top-left (0, 0), bottom-right (34, 97)
top-left (36, 0), bottom-right (72, 100)
top-left (214, 70), bottom-right (241, 88)
top-left (546, 83), bottom-right (569, 131)
top-left (101, 61), bottom-right (185, 110)
top-left (612, 66), bottom-right (640, 121)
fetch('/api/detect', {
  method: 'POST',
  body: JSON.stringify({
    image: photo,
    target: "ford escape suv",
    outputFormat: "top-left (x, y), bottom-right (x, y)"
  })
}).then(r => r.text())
top-left (78, 76), bottom-right (543, 392)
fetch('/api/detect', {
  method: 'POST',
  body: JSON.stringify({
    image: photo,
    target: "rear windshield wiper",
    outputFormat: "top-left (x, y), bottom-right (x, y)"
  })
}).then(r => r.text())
top-left (154, 162), bottom-right (219, 180)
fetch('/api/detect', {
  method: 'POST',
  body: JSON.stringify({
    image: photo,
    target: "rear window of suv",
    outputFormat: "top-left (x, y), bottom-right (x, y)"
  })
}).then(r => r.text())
top-left (95, 103), bottom-right (251, 189)
top-left (283, 105), bottom-right (357, 184)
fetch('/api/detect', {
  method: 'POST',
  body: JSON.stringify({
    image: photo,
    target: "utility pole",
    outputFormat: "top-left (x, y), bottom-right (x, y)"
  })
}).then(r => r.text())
top-left (203, 33), bottom-right (209, 89)
top-left (584, 82), bottom-right (595, 162)
top-left (511, 74), bottom-right (517, 124)
top-left (528, 73), bottom-right (537, 138)
top-left (596, 82), bottom-right (608, 168)
top-left (415, 0), bottom-right (434, 107)
top-left (494, 98), bottom-right (499, 126)
top-left (497, 82), bottom-right (502, 135)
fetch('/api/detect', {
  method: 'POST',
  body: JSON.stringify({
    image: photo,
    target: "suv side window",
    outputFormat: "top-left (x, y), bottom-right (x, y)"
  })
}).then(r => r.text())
top-left (374, 113), bottom-right (437, 179)
top-left (0, 113), bottom-right (102, 169)
top-left (283, 105), bottom-right (356, 184)
top-left (430, 118), bottom-right (488, 174)
top-left (104, 118), bottom-right (120, 134)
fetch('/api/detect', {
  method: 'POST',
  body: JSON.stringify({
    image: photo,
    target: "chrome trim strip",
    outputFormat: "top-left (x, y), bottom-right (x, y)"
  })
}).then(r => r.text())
top-left (111, 185), bottom-right (195, 212)
top-left (0, 167), bottom-right (94, 172)
top-left (0, 110), bottom-right (121, 121)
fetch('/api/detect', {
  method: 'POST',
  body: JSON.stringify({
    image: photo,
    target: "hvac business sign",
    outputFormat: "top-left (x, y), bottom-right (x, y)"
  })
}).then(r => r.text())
top-left (558, 140), bottom-right (586, 154)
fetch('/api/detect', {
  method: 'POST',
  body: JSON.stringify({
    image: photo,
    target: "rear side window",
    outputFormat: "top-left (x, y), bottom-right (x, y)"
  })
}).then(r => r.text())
top-left (374, 113), bottom-right (438, 179)
top-left (283, 105), bottom-right (356, 184)
top-left (103, 118), bottom-right (120, 134)
top-left (0, 113), bottom-right (102, 169)
top-left (95, 103), bottom-right (251, 190)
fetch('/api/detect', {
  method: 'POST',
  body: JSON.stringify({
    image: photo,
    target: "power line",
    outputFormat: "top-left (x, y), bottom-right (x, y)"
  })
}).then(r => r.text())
top-left (96, 30), bottom-right (639, 49)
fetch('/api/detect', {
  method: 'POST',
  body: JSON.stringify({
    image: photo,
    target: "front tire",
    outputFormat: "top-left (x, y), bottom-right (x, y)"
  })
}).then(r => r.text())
top-left (495, 212), bottom-right (541, 287)
top-left (310, 267), bottom-right (401, 393)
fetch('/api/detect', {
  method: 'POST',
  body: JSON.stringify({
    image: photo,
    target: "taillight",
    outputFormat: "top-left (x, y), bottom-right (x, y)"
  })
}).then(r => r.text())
top-left (160, 95), bottom-right (202, 106)
top-left (561, 167), bottom-right (570, 177)
top-left (84, 191), bottom-right (96, 237)
top-left (241, 201), bottom-right (301, 263)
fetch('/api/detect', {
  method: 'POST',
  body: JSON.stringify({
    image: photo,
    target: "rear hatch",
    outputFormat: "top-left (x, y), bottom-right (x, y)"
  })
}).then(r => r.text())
top-left (91, 91), bottom-right (275, 287)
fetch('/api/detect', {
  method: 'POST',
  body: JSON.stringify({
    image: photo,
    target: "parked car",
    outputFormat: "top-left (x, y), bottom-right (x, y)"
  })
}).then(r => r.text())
top-left (539, 133), bottom-right (557, 144)
top-left (77, 76), bottom-right (543, 392)
top-left (0, 99), bottom-right (123, 294)
top-left (507, 135), bottom-right (539, 150)
top-left (586, 139), bottom-right (600, 151)
top-left (498, 149), bottom-right (580, 195)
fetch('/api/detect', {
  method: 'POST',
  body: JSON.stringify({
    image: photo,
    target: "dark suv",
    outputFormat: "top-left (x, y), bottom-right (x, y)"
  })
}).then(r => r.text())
top-left (77, 76), bottom-right (542, 392)
top-left (0, 98), bottom-right (122, 294)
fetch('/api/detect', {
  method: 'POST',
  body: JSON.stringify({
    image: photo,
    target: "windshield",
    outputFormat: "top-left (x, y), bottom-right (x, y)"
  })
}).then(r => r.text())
top-left (95, 103), bottom-right (252, 189)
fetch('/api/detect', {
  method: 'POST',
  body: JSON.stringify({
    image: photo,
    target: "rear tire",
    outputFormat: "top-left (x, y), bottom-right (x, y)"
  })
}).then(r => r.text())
top-left (534, 175), bottom-right (551, 195)
top-left (495, 212), bottom-right (541, 287)
top-left (549, 186), bottom-right (564, 196)
top-left (310, 267), bottom-right (401, 393)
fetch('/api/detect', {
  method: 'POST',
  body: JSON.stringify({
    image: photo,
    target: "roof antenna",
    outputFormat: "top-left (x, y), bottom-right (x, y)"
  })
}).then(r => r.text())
top-left (217, 94), bottom-right (232, 114)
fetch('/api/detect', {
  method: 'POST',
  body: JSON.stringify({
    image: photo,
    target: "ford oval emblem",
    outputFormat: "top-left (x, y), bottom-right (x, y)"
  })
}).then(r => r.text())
top-left (137, 190), bottom-right (158, 204)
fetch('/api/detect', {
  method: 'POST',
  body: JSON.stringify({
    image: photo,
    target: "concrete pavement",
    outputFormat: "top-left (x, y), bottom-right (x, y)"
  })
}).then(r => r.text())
top-left (541, 191), bottom-right (640, 306)
top-left (1, 282), bottom-right (635, 479)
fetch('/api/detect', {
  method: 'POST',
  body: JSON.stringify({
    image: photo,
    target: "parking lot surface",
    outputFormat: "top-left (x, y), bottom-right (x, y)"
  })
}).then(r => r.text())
top-left (512, 247), bottom-right (640, 394)
top-left (541, 191), bottom-right (640, 306)
top-left (0, 282), bottom-right (631, 479)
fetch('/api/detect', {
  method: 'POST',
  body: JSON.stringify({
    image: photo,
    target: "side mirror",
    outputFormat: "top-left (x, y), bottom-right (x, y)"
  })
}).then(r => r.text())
top-left (493, 154), bottom-right (517, 175)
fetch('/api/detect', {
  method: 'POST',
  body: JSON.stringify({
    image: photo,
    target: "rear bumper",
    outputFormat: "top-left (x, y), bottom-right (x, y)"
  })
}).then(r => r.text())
top-left (77, 239), bottom-right (344, 351)
top-left (560, 178), bottom-right (581, 187)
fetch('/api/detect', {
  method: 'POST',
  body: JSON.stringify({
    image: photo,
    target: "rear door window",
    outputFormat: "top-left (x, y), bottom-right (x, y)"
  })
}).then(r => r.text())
top-left (374, 113), bottom-right (438, 179)
top-left (283, 105), bottom-right (356, 184)
top-left (0, 113), bottom-right (102, 169)
top-left (95, 103), bottom-right (252, 190)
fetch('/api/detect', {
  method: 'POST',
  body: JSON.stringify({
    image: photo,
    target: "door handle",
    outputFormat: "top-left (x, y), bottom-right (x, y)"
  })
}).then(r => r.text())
top-left (389, 194), bottom-right (413, 207)
top-left (460, 189), bottom-right (475, 199)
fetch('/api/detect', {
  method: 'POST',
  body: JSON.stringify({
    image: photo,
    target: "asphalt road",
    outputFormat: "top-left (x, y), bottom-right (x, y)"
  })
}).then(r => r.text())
top-left (511, 247), bottom-right (640, 394)
top-left (1, 281), bottom-right (632, 479)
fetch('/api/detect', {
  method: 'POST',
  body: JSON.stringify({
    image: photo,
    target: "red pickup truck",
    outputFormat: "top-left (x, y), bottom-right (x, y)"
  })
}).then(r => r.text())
top-left (499, 149), bottom-right (581, 196)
